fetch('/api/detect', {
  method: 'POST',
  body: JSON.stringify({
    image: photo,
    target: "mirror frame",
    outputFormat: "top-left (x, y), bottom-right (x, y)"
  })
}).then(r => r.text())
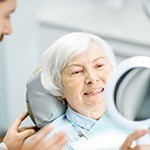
top-left (105, 56), bottom-right (150, 130)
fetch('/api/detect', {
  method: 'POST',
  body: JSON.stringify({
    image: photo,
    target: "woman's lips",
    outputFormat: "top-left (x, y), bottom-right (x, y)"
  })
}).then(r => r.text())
top-left (84, 88), bottom-right (104, 96)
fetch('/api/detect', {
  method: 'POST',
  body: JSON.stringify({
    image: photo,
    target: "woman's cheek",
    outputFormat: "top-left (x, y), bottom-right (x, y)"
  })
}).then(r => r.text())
top-left (63, 77), bottom-right (80, 88)
top-left (104, 67), bottom-right (112, 80)
top-left (68, 80), bottom-right (82, 88)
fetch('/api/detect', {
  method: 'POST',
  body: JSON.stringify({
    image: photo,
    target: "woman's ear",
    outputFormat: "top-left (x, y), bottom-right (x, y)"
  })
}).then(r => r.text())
top-left (61, 92), bottom-right (65, 99)
top-left (59, 93), bottom-right (68, 105)
top-left (62, 98), bottom-right (68, 105)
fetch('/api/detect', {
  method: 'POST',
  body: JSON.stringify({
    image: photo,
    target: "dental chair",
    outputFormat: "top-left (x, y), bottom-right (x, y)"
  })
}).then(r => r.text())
top-left (26, 68), bottom-right (66, 128)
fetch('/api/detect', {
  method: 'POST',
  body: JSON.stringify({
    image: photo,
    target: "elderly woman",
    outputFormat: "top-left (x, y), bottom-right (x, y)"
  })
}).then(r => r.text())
top-left (41, 32), bottom-right (149, 150)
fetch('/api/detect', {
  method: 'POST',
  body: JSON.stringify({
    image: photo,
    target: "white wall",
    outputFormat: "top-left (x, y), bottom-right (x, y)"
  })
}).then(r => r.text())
top-left (0, 43), bottom-right (6, 134)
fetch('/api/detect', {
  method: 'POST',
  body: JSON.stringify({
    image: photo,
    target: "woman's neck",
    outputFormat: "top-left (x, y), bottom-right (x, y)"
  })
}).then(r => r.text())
top-left (87, 108), bottom-right (106, 120)
top-left (74, 107), bottom-right (106, 120)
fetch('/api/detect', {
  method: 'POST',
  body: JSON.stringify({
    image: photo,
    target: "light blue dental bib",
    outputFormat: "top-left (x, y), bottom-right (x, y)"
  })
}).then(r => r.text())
top-left (70, 113), bottom-right (133, 150)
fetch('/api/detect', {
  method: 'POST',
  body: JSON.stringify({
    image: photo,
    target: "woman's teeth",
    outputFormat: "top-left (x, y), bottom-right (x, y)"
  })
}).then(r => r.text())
top-left (84, 88), bottom-right (104, 95)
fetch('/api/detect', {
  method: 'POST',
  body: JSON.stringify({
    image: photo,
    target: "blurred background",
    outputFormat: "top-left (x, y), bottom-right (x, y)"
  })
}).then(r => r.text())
top-left (0, 0), bottom-right (150, 136)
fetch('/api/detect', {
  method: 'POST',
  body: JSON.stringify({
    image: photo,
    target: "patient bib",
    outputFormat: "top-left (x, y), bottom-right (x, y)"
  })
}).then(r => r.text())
top-left (71, 129), bottom-right (128, 150)
top-left (70, 114), bottom-right (132, 150)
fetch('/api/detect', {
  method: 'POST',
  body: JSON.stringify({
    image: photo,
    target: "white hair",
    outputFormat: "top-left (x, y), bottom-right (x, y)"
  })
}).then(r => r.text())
top-left (41, 32), bottom-right (116, 97)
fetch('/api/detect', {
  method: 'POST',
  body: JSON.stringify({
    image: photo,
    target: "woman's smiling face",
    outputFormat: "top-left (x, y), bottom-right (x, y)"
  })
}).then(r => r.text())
top-left (61, 42), bottom-right (112, 119)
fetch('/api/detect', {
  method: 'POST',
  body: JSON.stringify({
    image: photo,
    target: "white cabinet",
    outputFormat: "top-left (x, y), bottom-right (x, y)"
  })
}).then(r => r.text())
top-left (39, 23), bottom-right (150, 64)
top-left (39, 25), bottom-right (72, 55)
top-left (38, 0), bottom-right (150, 63)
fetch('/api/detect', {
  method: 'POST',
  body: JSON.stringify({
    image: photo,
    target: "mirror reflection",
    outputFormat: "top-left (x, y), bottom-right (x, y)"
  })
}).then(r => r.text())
top-left (115, 67), bottom-right (150, 121)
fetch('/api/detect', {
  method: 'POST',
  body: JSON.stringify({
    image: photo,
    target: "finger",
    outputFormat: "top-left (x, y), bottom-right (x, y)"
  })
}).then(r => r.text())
top-left (132, 145), bottom-right (150, 150)
top-left (49, 132), bottom-right (67, 149)
top-left (19, 129), bottom-right (36, 140)
top-left (19, 126), bottom-right (39, 132)
top-left (53, 134), bottom-right (67, 150)
top-left (12, 112), bottom-right (29, 130)
top-left (128, 130), bottom-right (148, 144)
top-left (121, 130), bottom-right (148, 149)
top-left (35, 125), bottom-right (53, 140)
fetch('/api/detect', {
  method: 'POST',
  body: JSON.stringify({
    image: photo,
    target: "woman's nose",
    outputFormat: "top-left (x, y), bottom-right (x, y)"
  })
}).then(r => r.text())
top-left (85, 70), bottom-right (100, 85)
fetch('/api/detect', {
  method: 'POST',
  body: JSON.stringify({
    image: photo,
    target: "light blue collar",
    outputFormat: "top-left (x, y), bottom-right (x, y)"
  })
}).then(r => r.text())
top-left (66, 106), bottom-right (97, 130)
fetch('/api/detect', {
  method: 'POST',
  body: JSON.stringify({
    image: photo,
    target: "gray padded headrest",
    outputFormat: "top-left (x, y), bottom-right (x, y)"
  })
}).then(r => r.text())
top-left (116, 67), bottom-right (150, 121)
top-left (26, 69), bottom-right (67, 128)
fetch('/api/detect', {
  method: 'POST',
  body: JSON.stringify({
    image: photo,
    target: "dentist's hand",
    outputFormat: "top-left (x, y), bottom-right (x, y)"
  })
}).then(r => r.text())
top-left (21, 125), bottom-right (67, 150)
top-left (120, 129), bottom-right (150, 150)
top-left (3, 112), bottom-right (36, 150)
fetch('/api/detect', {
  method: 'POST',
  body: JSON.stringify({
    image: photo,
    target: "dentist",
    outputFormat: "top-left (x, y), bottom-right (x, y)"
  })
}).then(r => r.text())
top-left (0, 0), bottom-right (67, 150)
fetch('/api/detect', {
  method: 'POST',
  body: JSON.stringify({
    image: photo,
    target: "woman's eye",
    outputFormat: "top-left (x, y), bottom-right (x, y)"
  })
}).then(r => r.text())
top-left (96, 64), bottom-right (104, 68)
top-left (71, 70), bottom-right (82, 75)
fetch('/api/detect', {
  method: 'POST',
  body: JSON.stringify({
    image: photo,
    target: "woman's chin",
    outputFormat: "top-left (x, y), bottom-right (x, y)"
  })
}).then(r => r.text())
top-left (86, 97), bottom-right (105, 108)
top-left (89, 107), bottom-right (106, 120)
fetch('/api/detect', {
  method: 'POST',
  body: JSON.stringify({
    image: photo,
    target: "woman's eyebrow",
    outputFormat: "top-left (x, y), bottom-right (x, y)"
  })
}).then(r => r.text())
top-left (92, 57), bottom-right (105, 63)
top-left (68, 63), bottom-right (83, 68)
top-left (67, 57), bottom-right (105, 68)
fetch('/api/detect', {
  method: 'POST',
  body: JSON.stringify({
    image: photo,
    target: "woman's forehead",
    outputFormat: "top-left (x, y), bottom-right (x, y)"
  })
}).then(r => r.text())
top-left (68, 42), bottom-right (106, 65)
